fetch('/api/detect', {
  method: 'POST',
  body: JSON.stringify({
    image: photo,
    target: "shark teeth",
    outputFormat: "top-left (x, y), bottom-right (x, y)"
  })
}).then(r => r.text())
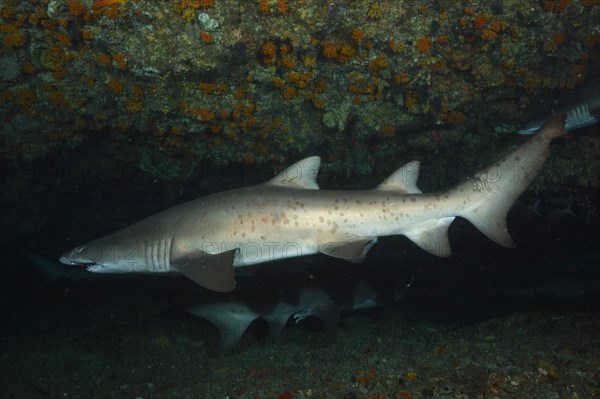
top-left (85, 264), bottom-right (102, 272)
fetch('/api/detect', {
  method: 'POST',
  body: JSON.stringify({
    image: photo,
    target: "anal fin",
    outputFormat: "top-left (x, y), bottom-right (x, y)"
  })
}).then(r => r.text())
top-left (404, 217), bottom-right (455, 257)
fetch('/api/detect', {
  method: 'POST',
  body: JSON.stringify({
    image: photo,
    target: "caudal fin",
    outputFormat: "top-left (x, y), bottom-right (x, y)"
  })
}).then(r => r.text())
top-left (454, 115), bottom-right (568, 247)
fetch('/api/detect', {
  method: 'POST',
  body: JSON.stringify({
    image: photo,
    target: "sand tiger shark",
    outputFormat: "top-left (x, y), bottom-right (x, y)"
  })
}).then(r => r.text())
top-left (60, 115), bottom-right (569, 292)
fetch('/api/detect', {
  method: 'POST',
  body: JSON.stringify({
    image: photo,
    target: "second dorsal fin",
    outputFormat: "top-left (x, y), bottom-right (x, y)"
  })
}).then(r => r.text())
top-left (375, 161), bottom-right (422, 194)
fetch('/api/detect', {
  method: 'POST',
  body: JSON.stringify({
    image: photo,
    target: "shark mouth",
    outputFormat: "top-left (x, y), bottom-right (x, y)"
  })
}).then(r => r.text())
top-left (64, 259), bottom-right (103, 271)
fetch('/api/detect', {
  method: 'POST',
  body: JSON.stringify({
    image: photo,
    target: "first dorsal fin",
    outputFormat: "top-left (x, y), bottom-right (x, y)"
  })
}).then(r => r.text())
top-left (266, 156), bottom-right (321, 189)
top-left (375, 161), bottom-right (422, 194)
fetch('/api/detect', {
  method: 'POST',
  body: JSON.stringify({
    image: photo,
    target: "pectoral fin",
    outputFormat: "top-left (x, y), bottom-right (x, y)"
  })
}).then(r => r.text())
top-left (174, 249), bottom-right (237, 292)
top-left (187, 302), bottom-right (258, 351)
top-left (263, 311), bottom-right (293, 338)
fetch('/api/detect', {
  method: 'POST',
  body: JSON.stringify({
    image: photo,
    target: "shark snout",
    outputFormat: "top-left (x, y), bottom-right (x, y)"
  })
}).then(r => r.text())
top-left (59, 251), bottom-right (80, 265)
top-left (59, 252), bottom-right (73, 265)
top-left (59, 246), bottom-right (95, 266)
top-left (59, 246), bottom-right (111, 273)
top-left (59, 240), bottom-right (151, 274)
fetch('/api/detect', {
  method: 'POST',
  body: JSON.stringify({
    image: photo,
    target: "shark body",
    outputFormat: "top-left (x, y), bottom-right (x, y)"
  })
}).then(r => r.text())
top-left (60, 116), bottom-right (569, 292)
top-left (185, 269), bottom-right (412, 350)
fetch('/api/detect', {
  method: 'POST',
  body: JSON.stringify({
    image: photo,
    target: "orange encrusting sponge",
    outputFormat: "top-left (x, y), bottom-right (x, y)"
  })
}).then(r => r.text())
top-left (93, 0), bottom-right (126, 11)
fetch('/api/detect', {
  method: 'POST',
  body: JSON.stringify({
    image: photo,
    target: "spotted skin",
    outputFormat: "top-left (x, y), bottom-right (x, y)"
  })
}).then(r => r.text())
top-left (60, 116), bottom-right (569, 292)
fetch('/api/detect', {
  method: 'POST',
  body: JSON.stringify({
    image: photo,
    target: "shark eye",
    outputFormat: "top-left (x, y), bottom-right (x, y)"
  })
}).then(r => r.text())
top-left (76, 246), bottom-right (86, 253)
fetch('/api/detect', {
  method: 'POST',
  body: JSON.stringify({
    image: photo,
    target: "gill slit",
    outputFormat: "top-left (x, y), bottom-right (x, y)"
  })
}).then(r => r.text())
top-left (146, 236), bottom-right (173, 271)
